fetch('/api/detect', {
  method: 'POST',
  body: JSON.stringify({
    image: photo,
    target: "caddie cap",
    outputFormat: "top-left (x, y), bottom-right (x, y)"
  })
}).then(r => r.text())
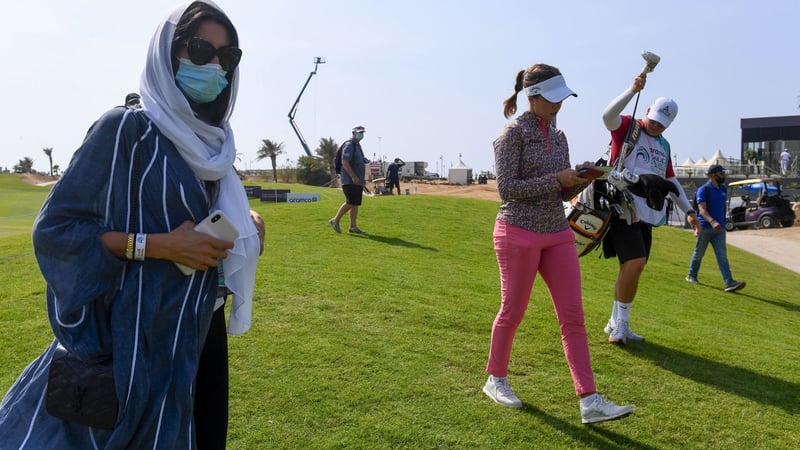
top-left (647, 97), bottom-right (678, 128)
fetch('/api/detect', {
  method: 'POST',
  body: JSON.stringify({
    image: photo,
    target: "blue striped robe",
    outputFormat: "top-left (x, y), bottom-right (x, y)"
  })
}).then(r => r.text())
top-left (0, 107), bottom-right (218, 449)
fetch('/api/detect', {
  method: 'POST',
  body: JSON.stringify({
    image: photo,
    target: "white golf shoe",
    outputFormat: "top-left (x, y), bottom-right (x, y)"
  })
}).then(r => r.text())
top-left (580, 394), bottom-right (633, 424)
top-left (604, 320), bottom-right (645, 343)
top-left (483, 375), bottom-right (522, 408)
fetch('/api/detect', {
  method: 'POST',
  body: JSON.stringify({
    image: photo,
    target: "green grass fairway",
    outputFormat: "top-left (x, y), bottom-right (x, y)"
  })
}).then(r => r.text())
top-left (0, 174), bottom-right (52, 238)
top-left (1, 174), bottom-right (798, 448)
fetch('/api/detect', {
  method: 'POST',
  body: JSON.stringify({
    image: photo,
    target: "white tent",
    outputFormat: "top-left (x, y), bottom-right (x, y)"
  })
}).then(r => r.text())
top-left (681, 157), bottom-right (696, 166)
top-left (695, 156), bottom-right (708, 166)
top-left (707, 149), bottom-right (727, 165)
top-left (448, 158), bottom-right (473, 185)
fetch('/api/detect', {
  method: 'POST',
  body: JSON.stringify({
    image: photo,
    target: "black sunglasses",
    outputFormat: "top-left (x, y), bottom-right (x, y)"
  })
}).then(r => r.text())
top-left (186, 37), bottom-right (242, 72)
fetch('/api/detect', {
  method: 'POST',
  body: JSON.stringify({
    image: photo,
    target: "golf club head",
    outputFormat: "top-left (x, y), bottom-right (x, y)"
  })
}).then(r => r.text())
top-left (641, 51), bottom-right (661, 74)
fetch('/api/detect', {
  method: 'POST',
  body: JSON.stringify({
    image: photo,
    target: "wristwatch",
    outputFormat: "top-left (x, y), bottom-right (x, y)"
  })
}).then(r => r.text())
top-left (125, 233), bottom-right (134, 260)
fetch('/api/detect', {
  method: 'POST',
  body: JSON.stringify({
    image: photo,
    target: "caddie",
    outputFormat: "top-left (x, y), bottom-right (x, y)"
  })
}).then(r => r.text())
top-left (599, 70), bottom-right (699, 345)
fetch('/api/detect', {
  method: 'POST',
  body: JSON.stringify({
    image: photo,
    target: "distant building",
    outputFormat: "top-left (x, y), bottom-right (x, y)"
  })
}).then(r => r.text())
top-left (740, 115), bottom-right (800, 173)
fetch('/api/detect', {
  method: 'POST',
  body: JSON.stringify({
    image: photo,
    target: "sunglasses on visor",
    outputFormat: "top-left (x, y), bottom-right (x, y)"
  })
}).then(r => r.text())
top-left (186, 37), bottom-right (242, 72)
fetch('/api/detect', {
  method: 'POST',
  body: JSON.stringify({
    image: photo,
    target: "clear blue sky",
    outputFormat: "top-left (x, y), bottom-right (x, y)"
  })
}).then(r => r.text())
top-left (2, 0), bottom-right (798, 175)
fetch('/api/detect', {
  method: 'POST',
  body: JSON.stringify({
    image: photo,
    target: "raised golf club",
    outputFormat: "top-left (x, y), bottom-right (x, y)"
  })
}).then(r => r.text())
top-left (640, 50), bottom-right (660, 74)
top-left (612, 50), bottom-right (663, 177)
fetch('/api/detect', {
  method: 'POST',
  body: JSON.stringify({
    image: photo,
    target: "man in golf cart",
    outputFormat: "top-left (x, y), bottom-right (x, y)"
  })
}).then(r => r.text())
top-left (726, 179), bottom-right (795, 230)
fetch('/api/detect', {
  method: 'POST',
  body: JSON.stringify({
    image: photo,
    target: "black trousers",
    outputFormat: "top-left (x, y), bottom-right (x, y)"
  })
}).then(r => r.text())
top-left (387, 178), bottom-right (401, 194)
top-left (195, 306), bottom-right (229, 450)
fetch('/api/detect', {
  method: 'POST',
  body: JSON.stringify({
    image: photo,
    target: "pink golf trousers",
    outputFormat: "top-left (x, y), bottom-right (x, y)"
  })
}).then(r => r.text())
top-left (486, 220), bottom-right (596, 395)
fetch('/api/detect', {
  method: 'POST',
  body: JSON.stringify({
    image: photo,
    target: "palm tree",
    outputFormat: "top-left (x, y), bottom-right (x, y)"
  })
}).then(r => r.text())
top-left (43, 147), bottom-right (53, 176)
top-left (256, 139), bottom-right (285, 183)
top-left (315, 137), bottom-right (338, 179)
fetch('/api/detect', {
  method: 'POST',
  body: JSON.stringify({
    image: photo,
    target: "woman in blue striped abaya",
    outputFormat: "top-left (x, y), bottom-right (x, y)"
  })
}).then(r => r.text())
top-left (0, 1), bottom-right (260, 448)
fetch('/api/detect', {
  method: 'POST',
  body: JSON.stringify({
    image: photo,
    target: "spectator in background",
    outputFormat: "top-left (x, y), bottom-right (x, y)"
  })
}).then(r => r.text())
top-left (125, 92), bottom-right (142, 108)
top-left (780, 148), bottom-right (790, 175)
top-left (386, 157), bottom-right (405, 195)
top-left (329, 125), bottom-right (370, 234)
top-left (685, 165), bottom-right (746, 292)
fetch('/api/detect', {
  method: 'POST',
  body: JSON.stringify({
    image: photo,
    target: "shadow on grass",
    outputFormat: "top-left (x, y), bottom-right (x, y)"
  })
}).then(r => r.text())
top-left (735, 292), bottom-right (800, 312)
top-left (692, 282), bottom-right (800, 312)
top-left (626, 342), bottom-right (799, 413)
top-left (520, 404), bottom-right (658, 450)
top-left (352, 233), bottom-right (439, 251)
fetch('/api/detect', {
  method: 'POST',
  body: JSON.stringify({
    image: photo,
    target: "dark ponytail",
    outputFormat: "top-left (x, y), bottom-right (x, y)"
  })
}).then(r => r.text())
top-left (502, 70), bottom-right (525, 119)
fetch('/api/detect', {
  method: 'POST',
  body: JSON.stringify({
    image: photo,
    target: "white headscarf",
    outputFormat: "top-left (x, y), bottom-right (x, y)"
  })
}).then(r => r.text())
top-left (139, 0), bottom-right (259, 335)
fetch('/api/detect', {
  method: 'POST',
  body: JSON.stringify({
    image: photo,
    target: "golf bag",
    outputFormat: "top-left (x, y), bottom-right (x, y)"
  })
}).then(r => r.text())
top-left (568, 174), bottom-right (621, 257)
top-left (568, 200), bottom-right (614, 257)
top-left (568, 156), bottom-right (627, 257)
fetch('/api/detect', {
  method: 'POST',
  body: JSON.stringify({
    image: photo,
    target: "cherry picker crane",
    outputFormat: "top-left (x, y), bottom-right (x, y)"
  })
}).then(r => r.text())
top-left (288, 57), bottom-right (325, 156)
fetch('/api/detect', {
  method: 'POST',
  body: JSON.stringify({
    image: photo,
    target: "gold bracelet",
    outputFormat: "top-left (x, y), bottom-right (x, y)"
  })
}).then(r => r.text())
top-left (125, 233), bottom-right (134, 260)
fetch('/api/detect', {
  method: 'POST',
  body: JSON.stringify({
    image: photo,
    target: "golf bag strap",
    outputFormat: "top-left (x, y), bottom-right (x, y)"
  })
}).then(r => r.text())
top-left (621, 119), bottom-right (642, 161)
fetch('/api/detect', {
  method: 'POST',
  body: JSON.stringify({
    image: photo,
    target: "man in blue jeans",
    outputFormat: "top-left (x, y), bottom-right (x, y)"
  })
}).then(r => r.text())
top-left (685, 164), bottom-right (746, 292)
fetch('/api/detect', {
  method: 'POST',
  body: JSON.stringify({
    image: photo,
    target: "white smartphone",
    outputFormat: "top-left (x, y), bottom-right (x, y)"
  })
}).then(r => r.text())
top-left (175, 210), bottom-right (240, 275)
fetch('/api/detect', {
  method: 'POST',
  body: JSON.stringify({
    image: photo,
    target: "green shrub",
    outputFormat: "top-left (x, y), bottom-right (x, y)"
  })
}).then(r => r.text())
top-left (294, 155), bottom-right (331, 186)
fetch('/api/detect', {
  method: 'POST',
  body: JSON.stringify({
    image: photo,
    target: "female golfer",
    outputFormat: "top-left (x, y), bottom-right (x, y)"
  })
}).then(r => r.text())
top-left (483, 63), bottom-right (633, 424)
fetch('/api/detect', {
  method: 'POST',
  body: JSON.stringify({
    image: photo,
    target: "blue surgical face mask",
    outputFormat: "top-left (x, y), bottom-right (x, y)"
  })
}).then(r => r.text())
top-left (175, 58), bottom-right (229, 104)
top-left (355, 132), bottom-right (364, 141)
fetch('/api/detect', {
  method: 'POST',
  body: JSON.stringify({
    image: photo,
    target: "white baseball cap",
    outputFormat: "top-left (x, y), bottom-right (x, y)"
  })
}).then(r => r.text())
top-left (522, 75), bottom-right (577, 103)
top-left (647, 97), bottom-right (678, 128)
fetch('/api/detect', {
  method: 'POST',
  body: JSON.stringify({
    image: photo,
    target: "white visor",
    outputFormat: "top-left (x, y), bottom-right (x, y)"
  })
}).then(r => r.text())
top-left (522, 75), bottom-right (577, 102)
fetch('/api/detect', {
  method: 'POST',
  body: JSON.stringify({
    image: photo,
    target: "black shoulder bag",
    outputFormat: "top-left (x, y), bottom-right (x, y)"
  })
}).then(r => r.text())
top-left (45, 344), bottom-right (118, 429)
top-left (45, 111), bottom-right (144, 430)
